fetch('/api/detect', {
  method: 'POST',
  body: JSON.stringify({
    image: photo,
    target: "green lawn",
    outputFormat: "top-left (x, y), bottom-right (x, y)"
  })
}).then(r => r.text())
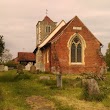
top-left (0, 70), bottom-right (110, 110)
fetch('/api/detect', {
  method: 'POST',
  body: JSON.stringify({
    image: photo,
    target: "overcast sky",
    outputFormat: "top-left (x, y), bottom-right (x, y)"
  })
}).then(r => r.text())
top-left (0, 0), bottom-right (110, 58)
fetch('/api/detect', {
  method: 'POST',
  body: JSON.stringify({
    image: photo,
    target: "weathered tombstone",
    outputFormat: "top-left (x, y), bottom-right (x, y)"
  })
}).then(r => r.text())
top-left (82, 78), bottom-right (100, 95)
top-left (30, 65), bottom-right (36, 74)
top-left (39, 76), bottom-right (50, 80)
top-left (17, 64), bottom-right (24, 74)
top-left (56, 74), bottom-right (62, 88)
top-left (25, 62), bottom-right (32, 71)
top-left (4, 66), bottom-right (8, 71)
top-left (36, 69), bottom-right (40, 74)
top-left (0, 65), bottom-right (4, 72)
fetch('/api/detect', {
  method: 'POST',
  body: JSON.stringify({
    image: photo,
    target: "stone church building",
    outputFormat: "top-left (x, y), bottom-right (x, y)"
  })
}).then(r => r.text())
top-left (34, 16), bottom-right (106, 74)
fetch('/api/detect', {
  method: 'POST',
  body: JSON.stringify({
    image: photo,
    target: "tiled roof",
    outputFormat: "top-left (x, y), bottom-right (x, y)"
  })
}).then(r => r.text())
top-left (34, 16), bottom-right (102, 53)
top-left (12, 57), bottom-right (19, 63)
top-left (18, 52), bottom-right (35, 62)
top-left (43, 16), bottom-right (54, 23)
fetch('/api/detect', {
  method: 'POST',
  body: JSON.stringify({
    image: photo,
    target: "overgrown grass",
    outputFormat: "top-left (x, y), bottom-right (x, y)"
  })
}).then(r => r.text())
top-left (0, 70), bottom-right (110, 110)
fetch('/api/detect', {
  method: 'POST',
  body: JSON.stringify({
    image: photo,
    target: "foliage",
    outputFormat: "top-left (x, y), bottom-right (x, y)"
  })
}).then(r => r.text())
top-left (0, 35), bottom-right (5, 58)
top-left (80, 84), bottom-right (105, 101)
top-left (0, 71), bottom-right (110, 110)
top-left (4, 60), bottom-right (18, 69)
top-left (0, 35), bottom-right (12, 64)
top-left (1, 49), bottom-right (12, 63)
top-left (105, 43), bottom-right (110, 71)
top-left (80, 73), bottom-right (107, 101)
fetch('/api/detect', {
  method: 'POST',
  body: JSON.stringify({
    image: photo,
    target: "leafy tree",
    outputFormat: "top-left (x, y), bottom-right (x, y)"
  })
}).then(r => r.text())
top-left (0, 35), bottom-right (5, 57)
top-left (0, 35), bottom-right (12, 63)
top-left (105, 43), bottom-right (110, 71)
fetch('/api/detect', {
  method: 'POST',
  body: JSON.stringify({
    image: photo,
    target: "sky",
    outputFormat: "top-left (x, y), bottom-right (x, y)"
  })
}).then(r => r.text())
top-left (0, 0), bottom-right (110, 58)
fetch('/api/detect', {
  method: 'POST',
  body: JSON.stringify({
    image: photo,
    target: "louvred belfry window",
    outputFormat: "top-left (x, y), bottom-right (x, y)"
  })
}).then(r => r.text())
top-left (46, 26), bottom-right (51, 33)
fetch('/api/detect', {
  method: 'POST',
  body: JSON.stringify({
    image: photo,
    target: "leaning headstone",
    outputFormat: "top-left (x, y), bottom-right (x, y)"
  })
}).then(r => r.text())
top-left (88, 78), bottom-right (100, 95)
top-left (0, 65), bottom-right (4, 72)
top-left (30, 65), bottom-right (36, 74)
top-left (17, 64), bottom-right (24, 74)
top-left (56, 74), bottom-right (62, 88)
top-left (85, 78), bottom-right (100, 95)
top-left (4, 66), bottom-right (8, 71)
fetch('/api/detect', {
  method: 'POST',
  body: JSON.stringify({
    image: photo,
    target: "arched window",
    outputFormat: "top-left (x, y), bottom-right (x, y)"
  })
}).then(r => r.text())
top-left (71, 36), bottom-right (82, 63)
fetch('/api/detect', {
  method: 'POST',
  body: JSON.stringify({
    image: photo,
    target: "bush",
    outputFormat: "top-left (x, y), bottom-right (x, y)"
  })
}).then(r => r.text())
top-left (14, 73), bottom-right (31, 81)
top-left (80, 84), bottom-right (106, 101)
top-left (4, 61), bottom-right (18, 69)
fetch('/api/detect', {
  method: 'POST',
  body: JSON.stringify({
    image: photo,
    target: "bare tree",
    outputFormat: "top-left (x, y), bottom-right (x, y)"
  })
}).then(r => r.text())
top-left (1, 49), bottom-right (12, 63)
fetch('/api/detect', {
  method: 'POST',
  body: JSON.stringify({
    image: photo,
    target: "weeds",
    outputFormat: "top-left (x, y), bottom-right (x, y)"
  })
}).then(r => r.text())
top-left (0, 70), bottom-right (110, 109)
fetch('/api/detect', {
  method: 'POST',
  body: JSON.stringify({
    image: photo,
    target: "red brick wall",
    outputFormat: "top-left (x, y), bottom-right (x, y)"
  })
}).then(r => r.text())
top-left (49, 17), bottom-right (105, 74)
top-left (41, 17), bottom-right (105, 74)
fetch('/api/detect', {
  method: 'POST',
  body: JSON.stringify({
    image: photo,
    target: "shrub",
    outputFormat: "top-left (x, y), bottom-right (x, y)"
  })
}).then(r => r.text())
top-left (80, 84), bottom-right (106, 101)
top-left (14, 73), bottom-right (31, 81)
top-left (4, 61), bottom-right (18, 69)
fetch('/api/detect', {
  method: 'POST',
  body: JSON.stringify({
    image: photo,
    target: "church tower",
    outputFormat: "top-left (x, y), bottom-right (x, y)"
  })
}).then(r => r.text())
top-left (36, 16), bottom-right (57, 46)
top-left (35, 16), bottom-right (57, 71)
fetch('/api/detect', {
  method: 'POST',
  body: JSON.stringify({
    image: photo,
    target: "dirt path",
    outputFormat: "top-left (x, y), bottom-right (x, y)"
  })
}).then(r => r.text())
top-left (26, 95), bottom-right (56, 110)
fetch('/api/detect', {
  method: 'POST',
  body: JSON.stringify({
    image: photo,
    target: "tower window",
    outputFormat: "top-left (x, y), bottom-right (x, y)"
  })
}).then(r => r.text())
top-left (45, 26), bottom-right (51, 33)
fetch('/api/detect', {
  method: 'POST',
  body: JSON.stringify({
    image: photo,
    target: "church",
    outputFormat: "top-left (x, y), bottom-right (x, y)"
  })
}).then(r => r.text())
top-left (34, 16), bottom-right (106, 74)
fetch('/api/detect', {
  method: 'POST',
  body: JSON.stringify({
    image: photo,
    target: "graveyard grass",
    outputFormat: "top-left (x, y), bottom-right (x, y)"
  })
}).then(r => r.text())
top-left (0, 70), bottom-right (110, 110)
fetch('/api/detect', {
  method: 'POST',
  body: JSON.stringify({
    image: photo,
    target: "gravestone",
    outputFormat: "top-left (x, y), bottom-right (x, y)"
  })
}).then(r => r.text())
top-left (4, 66), bottom-right (8, 71)
top-left (56, 74), bottom-right (62, 88)
top-left (0, 65), bottom-right (4, 72)
top-left (17, 64), bottom-right (24, 74)
top-left (39, 76), bottom-right (50, 80)
top-left (82, 78), bottom-right (100, 95)
top-left (30, 65), bottom-right (36, 74)
top-left (25, 62), bottom-right (32, 71)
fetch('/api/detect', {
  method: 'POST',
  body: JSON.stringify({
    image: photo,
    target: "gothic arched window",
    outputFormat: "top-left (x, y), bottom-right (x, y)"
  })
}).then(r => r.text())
top-left (71, 36), bottom-right (82, 63)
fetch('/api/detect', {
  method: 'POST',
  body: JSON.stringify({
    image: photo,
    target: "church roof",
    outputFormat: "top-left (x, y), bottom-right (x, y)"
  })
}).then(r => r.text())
top-left (36, 16), bottom-right (57, 27)
top-left (43, 16), bottom-right (54, 23)
top-left (49, 16), bottom-right (102, 45)
top-left (18, 52), bottom-right (36, 62)
top-left (34, 16), bottom-right (102, 53)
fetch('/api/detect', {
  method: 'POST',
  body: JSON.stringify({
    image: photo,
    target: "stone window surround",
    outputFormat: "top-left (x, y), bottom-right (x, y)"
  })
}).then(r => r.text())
top-left (67, 33), bottom-right (86, 65)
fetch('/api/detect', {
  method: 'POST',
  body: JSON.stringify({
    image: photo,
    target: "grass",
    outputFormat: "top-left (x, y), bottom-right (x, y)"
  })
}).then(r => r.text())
top-left (0, 70), bottom-right (110, 110)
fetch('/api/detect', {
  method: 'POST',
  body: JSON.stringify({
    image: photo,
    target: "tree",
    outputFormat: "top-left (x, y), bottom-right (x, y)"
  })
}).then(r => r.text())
top-left (1, 49), bottom-right (12, 63)
top-left (105, 43), bottom-right (110, 71)
top-left (0, 35), bottom-right (5, 57)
